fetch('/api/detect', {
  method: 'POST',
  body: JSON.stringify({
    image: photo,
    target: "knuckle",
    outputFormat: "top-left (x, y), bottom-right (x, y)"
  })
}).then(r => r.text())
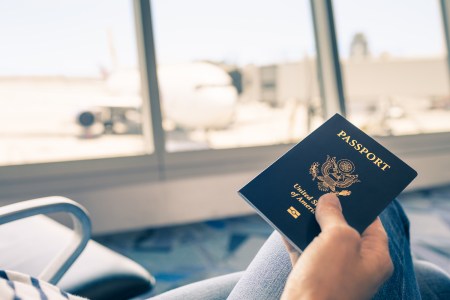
top-left (378, 250), bottom-right (394, 280)
top-left (386, 258), bottom-right (394, 277)
top-left (379, 228), bottom-right (389, 243)
top-left (382, 258), bottom-right (394, 280)
top-left (381, 232), bottom-right (389, 244)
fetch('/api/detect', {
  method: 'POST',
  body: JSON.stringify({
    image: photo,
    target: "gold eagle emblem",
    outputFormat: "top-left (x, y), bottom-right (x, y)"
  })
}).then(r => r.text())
top-left (309, 155), bottom-right (360, 196)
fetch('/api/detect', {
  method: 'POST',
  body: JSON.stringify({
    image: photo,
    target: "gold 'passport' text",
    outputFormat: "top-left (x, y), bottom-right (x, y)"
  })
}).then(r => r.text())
top-left (337, 130), bottom-right (391, 171)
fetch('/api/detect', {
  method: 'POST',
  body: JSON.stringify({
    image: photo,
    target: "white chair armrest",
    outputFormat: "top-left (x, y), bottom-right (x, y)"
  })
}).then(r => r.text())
top-left (0, 196), bottom-right (91, 285)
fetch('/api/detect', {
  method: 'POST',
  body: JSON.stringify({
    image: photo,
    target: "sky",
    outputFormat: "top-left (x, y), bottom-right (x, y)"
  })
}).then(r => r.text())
top-left (0, 0), bottom-right (138, 76)
top-left (0, 0), bottom-right (446, 76)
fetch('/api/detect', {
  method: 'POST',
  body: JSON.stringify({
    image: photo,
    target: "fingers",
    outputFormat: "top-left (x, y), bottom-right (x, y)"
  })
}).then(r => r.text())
top-left (282, 237), bottom-right (301, 265)
top-left (315, 193), bottom-right (348, 231)
top-left (361, 217), bottom-right (390, 257)
top-left (362, 217), bottom-right (387, 240)
top-left (361, 218), bottom-right (393, 281)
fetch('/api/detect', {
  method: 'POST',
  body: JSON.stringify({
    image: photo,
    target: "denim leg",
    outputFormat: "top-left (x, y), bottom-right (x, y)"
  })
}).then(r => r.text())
top-left (149, 272), bottom-right (243, 300)
top-left (414, 259), bottom-right (450, 300)
top-left (374, 200), bottom-right (421, 299)
top-left (227, 231), bottom-right (292, 300)
top-left (228, 199), bottom-right (421, 300)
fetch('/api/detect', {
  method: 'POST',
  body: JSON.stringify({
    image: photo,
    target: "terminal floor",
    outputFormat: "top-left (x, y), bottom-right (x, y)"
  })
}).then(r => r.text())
top-left (95, 185), bottom-right (450, 297)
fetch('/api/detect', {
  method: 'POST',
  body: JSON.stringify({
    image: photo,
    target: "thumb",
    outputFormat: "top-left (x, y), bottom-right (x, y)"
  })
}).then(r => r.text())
top-left (315, 193), bottom-right (348, 231)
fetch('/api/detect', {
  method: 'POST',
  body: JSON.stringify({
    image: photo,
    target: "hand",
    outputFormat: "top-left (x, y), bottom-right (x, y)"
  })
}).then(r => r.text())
top-left (281, 193), bottom-right (393, 300)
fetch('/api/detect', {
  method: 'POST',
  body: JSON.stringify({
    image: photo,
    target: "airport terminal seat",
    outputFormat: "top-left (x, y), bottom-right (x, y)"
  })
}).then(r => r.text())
top-left (0, 197), bottom-right (155, 300)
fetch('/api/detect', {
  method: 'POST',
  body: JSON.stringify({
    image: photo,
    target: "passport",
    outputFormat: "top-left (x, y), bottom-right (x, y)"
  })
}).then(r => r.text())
top-left (238, 114), bottom-right (417, 251)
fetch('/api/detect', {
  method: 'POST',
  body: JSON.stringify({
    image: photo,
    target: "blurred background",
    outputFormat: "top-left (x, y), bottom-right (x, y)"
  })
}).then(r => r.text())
top-left (2, 0), bottom-right (450, 165)
top-left (1, 0), bottom-right (450, 296)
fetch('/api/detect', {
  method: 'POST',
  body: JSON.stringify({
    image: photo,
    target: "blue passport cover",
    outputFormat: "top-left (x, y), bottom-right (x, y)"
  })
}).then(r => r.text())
top-left (238, 114), bottom-right (417, 251)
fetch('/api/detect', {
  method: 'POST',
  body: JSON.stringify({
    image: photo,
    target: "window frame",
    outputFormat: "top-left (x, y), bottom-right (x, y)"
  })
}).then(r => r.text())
top-left (0, 0), bottom-right (160, 184)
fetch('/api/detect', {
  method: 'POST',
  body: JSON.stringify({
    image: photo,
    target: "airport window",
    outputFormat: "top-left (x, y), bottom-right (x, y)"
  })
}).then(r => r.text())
top-left (0, 0), bottom-right (152, 166)
top-left (333, 0), bottom-right (450, 136)
top-left (152, 0), bottom-right (323, 152)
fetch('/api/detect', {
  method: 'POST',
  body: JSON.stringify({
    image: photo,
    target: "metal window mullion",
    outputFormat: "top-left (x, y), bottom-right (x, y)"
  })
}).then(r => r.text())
top-left (439, 0), bottom-right (450, 92)
top-left (135, 0), bottom-right (166, 179)
top-left (310, 0), bottom-right (346, 119)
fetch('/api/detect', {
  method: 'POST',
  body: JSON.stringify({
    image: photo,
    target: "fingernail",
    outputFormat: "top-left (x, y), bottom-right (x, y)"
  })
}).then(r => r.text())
top-left (319, 193), bottom-right (342, 211)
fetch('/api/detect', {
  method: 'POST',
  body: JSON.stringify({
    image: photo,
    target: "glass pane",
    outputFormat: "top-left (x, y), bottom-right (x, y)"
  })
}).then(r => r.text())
top-left (0, 0), bottom-right (152, 166)
top-left (334, 0), bottom-right (450, 135)
top-left (152, 0), bottom-right (322, 152)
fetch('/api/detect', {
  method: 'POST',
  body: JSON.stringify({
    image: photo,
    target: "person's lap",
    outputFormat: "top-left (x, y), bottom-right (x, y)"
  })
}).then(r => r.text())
top-left (414, 259), bottom-right (450, 300)
top-left (150, 200), bottom-right (448, 299)
top-left (371, 199), bottom-right (421, 299)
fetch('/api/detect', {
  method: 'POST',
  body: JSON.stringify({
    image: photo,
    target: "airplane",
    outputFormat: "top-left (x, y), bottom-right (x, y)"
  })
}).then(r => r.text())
top-left (76, 61), bottom-right (238, 137)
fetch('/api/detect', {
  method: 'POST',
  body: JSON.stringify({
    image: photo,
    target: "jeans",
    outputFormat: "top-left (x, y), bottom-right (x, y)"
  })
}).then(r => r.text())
top-left (150, 200), bottom-right (450, 299)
